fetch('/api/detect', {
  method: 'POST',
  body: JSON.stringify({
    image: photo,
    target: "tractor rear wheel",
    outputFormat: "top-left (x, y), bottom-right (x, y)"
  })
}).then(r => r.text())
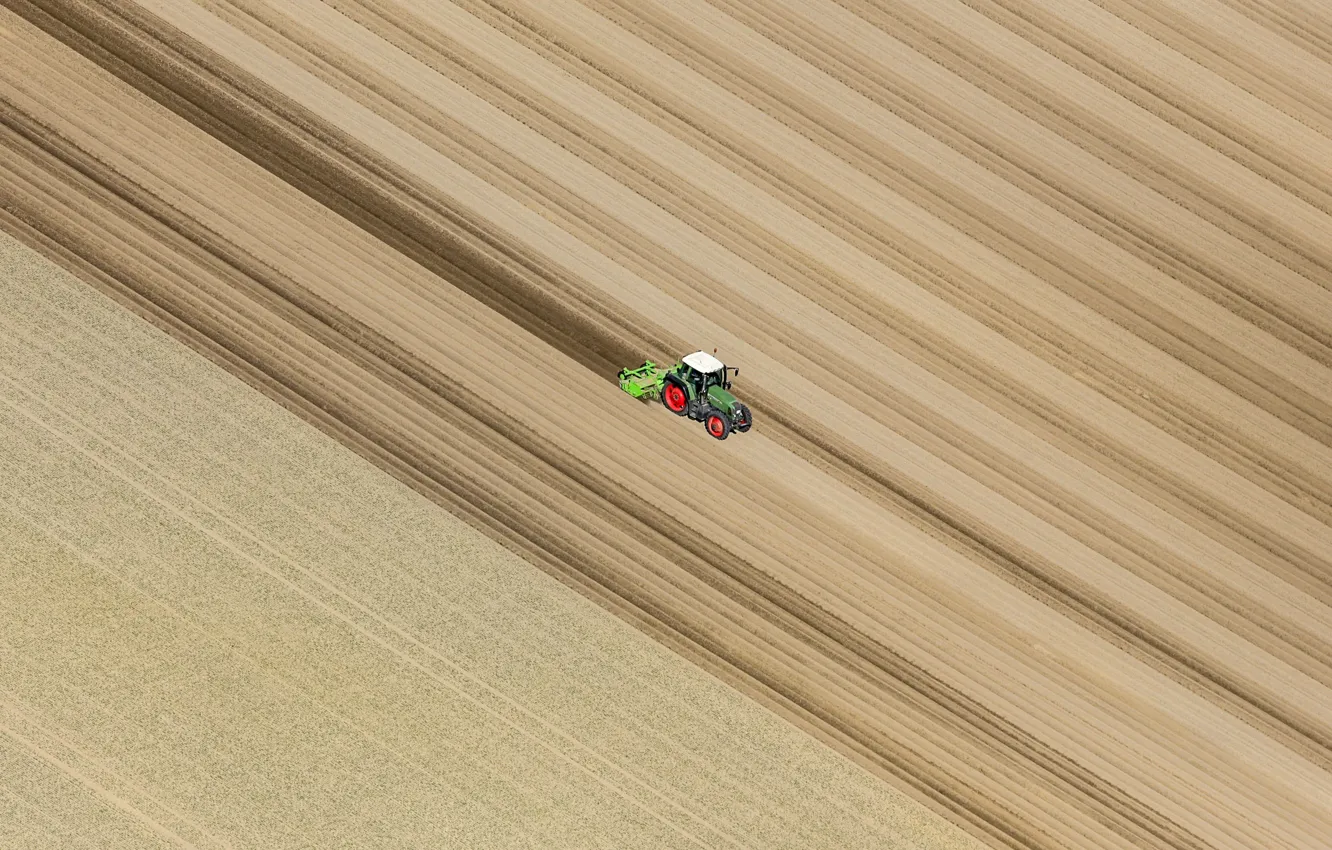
top-left (705, 410), bottom-right (732, 440)
top-left (662, 380), bottom-right (688, 415)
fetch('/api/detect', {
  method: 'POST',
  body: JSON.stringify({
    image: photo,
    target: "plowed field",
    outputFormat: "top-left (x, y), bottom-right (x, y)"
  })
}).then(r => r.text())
top-left (2, 1), bottom-right (1330, 848)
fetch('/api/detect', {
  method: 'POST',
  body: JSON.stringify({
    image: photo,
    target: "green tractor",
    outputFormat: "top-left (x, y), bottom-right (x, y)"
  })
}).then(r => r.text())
top-left (618, 350), bottom-right (753, 440)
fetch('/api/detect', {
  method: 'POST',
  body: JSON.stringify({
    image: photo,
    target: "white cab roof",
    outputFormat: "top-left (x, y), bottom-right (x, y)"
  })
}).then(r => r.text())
top-left (682, 351), bottom-right (725, 373)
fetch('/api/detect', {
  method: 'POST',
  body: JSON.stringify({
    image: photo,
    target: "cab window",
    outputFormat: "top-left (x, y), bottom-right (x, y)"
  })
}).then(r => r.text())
top-left (691, 368), bottom-right (707, 394)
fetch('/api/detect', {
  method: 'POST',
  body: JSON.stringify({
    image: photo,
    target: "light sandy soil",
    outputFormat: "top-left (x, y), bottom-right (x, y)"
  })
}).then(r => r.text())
top-left (0, 229), bottom-right (981, 849)
top-left (1, 1), bottom-right (1330, 847)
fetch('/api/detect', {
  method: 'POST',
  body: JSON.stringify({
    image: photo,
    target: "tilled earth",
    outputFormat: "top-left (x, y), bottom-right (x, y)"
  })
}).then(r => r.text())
top-left (2, 1), bottom-right (1331, 848)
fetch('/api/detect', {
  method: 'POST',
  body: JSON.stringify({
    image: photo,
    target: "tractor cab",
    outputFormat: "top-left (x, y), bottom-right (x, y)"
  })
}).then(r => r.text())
top-left (680, 350), bottom-right (733, 395)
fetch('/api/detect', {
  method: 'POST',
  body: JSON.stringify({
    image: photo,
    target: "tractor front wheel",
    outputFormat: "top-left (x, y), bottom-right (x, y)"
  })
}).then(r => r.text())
top-left (705, 410), bottom-right (732, 440)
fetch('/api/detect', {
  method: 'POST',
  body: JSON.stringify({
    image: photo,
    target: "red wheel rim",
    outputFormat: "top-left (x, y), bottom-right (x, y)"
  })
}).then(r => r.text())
top-left (664, 384), bottom-right (686, 411)
top-left (707, 415), bottom-right (725, 436)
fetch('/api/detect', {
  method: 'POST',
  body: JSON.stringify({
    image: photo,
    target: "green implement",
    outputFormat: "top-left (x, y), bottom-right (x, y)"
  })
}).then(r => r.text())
top-left (617, 360), bottom-right (665, 399)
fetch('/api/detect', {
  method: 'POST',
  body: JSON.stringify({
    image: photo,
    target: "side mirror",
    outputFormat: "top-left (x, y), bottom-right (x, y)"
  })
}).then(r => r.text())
top-left (733, 368), bottom-right (739, 376)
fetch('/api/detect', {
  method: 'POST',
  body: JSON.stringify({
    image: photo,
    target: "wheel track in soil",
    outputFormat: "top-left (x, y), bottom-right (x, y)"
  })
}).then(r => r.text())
top-left (3, 1), bottom-right (1332, 848)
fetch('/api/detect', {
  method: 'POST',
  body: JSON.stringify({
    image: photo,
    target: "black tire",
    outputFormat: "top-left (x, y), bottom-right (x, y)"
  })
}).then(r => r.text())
top-left (732, 402), bottom-right (752, 432)
top-left (661, 377), bottom-right (689, 416)
top-left (705, 409), bottom-right (732, 440)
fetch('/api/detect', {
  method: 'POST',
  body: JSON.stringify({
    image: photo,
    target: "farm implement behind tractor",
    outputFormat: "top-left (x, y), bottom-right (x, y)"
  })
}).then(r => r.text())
top-left (617, 360), bottom-right (665, 400)
top-left (618, 350), bottom-right (752, 440)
